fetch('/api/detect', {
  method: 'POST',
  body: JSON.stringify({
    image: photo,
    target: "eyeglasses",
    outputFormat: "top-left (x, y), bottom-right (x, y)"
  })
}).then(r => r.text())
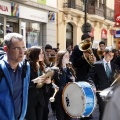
top-left (11, 47), bottom-right (27, 51)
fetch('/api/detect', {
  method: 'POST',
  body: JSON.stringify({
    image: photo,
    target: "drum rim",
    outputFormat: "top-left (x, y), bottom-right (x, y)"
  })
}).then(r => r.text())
top-left (82, 82), bottom-right (96, 117)
top-left (62, 82), bottom-right (86, 118)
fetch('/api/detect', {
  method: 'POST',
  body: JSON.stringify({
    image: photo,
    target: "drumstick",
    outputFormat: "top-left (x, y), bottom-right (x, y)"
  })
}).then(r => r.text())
top-left (96, 90), bottom-right (102, 93)
top-left (110, 75), bottom-right (120, 87)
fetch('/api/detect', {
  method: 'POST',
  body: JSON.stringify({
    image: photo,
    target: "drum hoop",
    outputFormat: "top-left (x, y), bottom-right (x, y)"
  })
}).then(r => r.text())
top-left (62, 82), bottom-right (86, 118)
top-left (79, 82), bottom-right (97, 117)
top-left (83, 83), bottom-right (96, 116)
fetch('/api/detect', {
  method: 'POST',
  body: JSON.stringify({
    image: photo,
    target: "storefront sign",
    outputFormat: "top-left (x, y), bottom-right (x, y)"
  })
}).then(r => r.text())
top-left (19, 5), bottom-right (48, 23)
top-left (48, 12), bottom-right (55, 22)
top-left (38, 0), bottom-right (46, 5)
top-left (101, 28), bottom-right (107, 39)
top-left (11, 3), bottom-right (19, 17)
top-left (114, 30), bottom-right (120, 38)
top-left (0, 1), bottom-right (11, 15)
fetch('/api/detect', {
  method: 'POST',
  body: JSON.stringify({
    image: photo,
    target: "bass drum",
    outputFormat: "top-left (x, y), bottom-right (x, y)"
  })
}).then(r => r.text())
top-left (62, 82), bottom-right (96, 118)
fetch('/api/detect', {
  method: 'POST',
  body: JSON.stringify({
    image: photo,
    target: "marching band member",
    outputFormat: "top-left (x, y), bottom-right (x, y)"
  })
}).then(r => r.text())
top-left (71, 33), bottom-right (97, 120)
top-left (52, 50), bottom-right (75, 120)
top-left (87, 47), bottom-right (119, 120)
top-left (71, 33), bottom-right (97, 83)
top-left (25, 46), bottom-right (52, 120)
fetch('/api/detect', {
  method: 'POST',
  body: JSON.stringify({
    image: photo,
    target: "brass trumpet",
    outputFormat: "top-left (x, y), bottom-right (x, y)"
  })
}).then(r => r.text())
top-left (32, 70), bottom-right (55, 88)
top-left (79, 39), bottom-right (95, 65)
top-left (97, 50), bottom-right (104, 59)
top-left (33, 67), bottom-right (59, 88)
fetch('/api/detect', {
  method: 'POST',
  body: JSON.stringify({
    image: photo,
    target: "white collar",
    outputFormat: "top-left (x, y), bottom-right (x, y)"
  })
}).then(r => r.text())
top-left (103, 58), bottom-right (110, 64)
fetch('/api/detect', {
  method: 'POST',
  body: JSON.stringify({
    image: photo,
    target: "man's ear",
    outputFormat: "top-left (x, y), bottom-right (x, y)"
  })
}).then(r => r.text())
top-left (4, 46), bottom-right (8, 52)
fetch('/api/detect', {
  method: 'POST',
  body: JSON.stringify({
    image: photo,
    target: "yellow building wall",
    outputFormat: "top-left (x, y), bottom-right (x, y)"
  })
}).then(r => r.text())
top-left (57, 0), bottom-right (115, 50)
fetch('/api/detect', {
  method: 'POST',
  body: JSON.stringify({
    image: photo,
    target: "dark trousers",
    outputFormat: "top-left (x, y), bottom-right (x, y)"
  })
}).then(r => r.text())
top-left (25, 101), bottom-right (44, 120)
top-left (55, 93), bottom-right (72, 120)
top-left (42, 95), bottom-right (49, 120)
top-left (96, 93), bottom-right (106, 120)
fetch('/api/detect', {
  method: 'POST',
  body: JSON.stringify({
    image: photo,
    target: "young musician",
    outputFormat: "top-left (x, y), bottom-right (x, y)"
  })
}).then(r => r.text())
top-left (52, 50), bottom-right (75, 120)
top-left (25, 46), bottom-right (51, 120)
top-left (87, 47), bottom-right (119, 120)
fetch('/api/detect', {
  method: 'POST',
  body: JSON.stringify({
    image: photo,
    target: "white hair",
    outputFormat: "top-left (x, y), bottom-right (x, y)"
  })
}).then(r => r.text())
top-left (4, 33), bottom-right (23, 47)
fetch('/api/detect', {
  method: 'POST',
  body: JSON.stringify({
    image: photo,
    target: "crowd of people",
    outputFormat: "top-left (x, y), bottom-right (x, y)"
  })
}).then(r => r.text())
top-left (0, 32), bottom-right (120, 120)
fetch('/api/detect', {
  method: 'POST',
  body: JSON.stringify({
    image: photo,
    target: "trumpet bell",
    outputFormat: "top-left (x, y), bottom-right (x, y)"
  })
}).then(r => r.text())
top-left (97, 50), bottom-right (104, 56)
top-left (79, 39), bottom-right (91, 51)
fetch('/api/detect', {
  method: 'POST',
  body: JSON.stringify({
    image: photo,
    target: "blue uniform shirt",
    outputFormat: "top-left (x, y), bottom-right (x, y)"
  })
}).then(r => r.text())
top-left (3, 58), bottom-right (23, 119)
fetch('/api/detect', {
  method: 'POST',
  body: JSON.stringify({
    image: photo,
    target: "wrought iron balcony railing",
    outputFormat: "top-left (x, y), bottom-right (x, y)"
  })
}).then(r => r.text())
top-left (63, 3), bottom-right (83, 12)
top-left (105, 6), bottom-right (114, 21)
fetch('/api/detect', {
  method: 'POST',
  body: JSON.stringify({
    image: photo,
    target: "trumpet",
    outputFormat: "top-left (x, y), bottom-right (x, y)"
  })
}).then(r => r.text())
top-left (32, 67), bottom-right (59, 88)
top-left (49, 56), bottom-right (56, 63)
top-left (32, 70), bottom-right (55, 88)
top-left (79, 39), bottom-right (95, 65)
top-left (49, 82), bottom-right (59, 102)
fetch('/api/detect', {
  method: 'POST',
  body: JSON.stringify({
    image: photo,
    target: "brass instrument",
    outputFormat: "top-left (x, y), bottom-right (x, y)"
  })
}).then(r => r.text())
top-left (97, 50), bottom-right (104, 59)
top-left (33, 67), bottom-right (59, 88)
top-left (79, 39), bottom-right (95, 65)
top-left (33, 70), bottom-right (55, 88)
top-left (49, 56), bottom-right (56, 63)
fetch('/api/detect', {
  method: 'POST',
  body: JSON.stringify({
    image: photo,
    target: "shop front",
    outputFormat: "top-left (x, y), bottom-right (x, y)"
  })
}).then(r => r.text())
top-left (114, 30), bottom-right (120, 49)
top-left (0, 0), bottom-right (56, 48)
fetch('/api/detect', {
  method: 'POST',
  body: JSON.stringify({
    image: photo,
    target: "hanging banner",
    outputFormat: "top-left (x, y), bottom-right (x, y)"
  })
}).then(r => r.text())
top-left (101, 28), bottom-right (107, 39)
top-left (11, 3), bottom-right (19, 17)
top-left (115, 14), bottom-right (120, 23)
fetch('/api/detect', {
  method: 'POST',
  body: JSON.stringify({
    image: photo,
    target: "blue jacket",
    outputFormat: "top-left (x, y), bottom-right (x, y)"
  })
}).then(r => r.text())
top-left (0, 59), bottom-right (30, 120)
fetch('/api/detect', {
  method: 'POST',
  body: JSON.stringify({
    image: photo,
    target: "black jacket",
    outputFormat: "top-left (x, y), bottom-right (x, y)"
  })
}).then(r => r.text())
top-left (87, 60), bottom-right (119, 90)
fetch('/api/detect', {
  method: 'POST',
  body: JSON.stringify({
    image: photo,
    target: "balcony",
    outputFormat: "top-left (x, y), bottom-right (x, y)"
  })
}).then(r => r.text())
top-left (105, 7), bottom-right (114, 21)
top-left (63, 2), bottom-right (84, 16)
top-left (87, 3), bottom-right (104, 21)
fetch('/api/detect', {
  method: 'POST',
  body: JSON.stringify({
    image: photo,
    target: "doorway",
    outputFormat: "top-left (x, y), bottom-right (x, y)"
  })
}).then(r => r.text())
top-left (6, 17), bottom-right (19, 33)
top-left (66, 23), bottom-right (73, 49)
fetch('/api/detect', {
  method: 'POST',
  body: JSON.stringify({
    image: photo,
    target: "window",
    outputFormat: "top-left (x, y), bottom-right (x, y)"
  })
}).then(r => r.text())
top-left (0, 16), bottom-right (4, 47)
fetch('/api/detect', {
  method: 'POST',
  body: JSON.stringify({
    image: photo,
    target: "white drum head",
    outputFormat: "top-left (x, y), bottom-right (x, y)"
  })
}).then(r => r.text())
top-left (62, 83), bottom-right (85, 118)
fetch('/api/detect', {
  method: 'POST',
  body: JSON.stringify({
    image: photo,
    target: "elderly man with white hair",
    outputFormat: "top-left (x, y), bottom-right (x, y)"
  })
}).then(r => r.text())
top-left (0, 33), bottom-right (30, 120)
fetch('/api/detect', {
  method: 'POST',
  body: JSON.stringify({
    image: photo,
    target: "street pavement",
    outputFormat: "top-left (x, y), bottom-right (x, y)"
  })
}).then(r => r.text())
top-left (48, 103), bottom-right (99, 120)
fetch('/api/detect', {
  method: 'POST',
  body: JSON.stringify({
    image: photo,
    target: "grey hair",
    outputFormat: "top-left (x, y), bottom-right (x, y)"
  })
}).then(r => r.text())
top-left (4, 33), bottom-right (23, 47)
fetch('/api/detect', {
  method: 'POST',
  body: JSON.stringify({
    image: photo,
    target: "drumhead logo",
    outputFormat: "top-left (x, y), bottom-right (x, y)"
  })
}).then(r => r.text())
top-left (0, 5), bottom-right (8, 12)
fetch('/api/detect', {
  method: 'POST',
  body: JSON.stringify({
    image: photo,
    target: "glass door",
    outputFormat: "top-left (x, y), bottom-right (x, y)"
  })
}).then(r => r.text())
top-left (6, 17), bottom-right (19, 33)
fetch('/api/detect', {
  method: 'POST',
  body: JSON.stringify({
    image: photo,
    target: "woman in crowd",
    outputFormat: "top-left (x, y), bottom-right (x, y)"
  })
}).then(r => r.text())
top-left (52, 50), bottom-right (76, 120)
top-left (25, 46), bottom-right (51, 120)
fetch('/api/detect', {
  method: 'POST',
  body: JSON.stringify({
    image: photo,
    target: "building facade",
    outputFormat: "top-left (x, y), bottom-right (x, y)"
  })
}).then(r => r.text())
top-left (114, 0), bottom-right (120, 49)
top-left (0, 0), bottom-right (58, 48)
top-left (57, 0), bottom-right (115, 50)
